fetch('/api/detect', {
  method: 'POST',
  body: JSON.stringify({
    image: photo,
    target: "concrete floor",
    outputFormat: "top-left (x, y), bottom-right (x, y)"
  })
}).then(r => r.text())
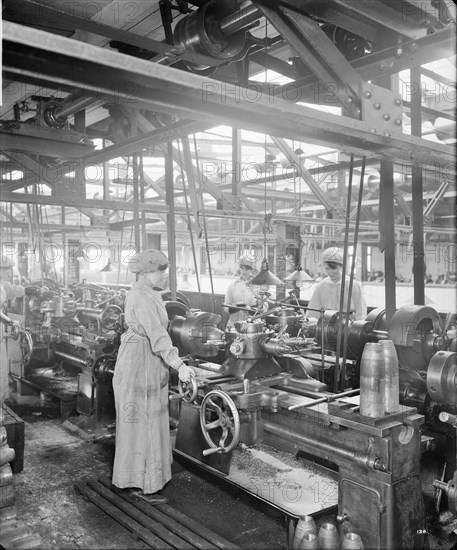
top-left (2, 398), bottom-right (456, 550)
top-left (0, 400), bottom-right (290, 550)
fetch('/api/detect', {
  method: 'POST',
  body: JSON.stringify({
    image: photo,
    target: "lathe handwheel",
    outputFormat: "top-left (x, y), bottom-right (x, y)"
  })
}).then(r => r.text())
top-left (178, 376), bottom-right (198, 403)
top-left (388, 305), bottom-right (442, 370)
top-left (10, 321), bottom-right (20, 341)
top-left (20, 330), bottom-right (34, 366)
top-left (200, 389), bottom-right (240, 454)
top-left (426, 351), bottom-right (456, 404)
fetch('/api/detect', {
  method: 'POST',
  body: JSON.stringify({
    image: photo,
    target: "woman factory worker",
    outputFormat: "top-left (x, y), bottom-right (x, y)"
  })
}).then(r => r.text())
top-left (112, 249), bottom-right (195, 504)
top-left (224, 255), bottom-right (258, 328)
top-left (307, 246), bottom-right (367, 321)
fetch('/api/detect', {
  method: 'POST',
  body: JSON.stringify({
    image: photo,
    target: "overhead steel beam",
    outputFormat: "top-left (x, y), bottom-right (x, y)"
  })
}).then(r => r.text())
top-left (3, 152), bottom-right (106, 225)
top-left (4, 0), bottom-right (224, 69)
top-left (394, 192), bottom-right (413, 219)
top-left (3, 23), bottom-right (454, 172)
top-left (83, 120), bottom-right (210, 165)
top-left (272, 137), bottom-right (336, 212)
top-left (249, 52), bottom-right (301, 81)
top-left (0, 207), bottom-right (15, 224)
top-left (3, 152), bottom-right (56, 189)
top-left (0, 128), bottom-right (93, 158)
top-left (1, 120), bottom-right (210, 192)
top-left (0, 191), bottom-right (168, 214)
top-left (4, 221), bottom-right (104, 232)
top-left (109, 218), bottom-right (161, 231)
top-left (401, 0), bottom-right (454, 31)
top-left (423, 180), bottom-right (450, 224)
top-left (277, 0), bottom-right (426, 40)
top-left (303, 188), bottom-right (455, 211)
top-left (333, 0), bottom-right (432, 36)
top-left (135, 110), bottom-right (257, 213)
top-left (266, 27), bottom-right (455, 105)
top-left (4, 193), bottom-right (453, 235)
top-left (253, 2), bottom-right (363, 114)
top-left (402, 100), bottom-right (456, 122)
top-left (133, 111), bottom-right (224, 204)
top-left (421, 66), bottom-right (455, 87)
top-left (179, 136), bottom-right (204, 236)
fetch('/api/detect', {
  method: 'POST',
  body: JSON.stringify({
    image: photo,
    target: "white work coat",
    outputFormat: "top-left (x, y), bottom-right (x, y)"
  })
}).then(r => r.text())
top-left (0, 281), bottom-right (25, 403)
top-left (307, 276), bottom-right (367, 320)
top-left (224, 277), bottom-right (257, 327)
top-left (112, 275), bottom-right (182, 494)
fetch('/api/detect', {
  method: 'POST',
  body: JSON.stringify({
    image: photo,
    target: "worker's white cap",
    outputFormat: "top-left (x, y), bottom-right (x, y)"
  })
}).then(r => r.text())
top-left (128, 249), bottom-right (169, 274)
top-left (323, 247), bottom-right (344, 265)
top-left (239, 255), bottom-right (255, 269)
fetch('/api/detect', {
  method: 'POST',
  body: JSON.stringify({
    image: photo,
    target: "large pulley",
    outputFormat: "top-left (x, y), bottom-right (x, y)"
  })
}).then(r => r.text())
top-left (20, 330), bottom-right (34, 366)
top-left (173, 0), bottom-right (247, 71)
top-left (315, 310), bottom-right (351, 354)
top-left (347, 308), bottom-right (387, 358)
top-left (199, 389), bottom-right (240, 456)
top-left (388, 305), bottom-right (443, 370)
top-left (168, 308), bottom-right (222, 357)
top-left (160, 290), bottom-right (191, 309)
top-left (426, 351), bottom-right (457, 404)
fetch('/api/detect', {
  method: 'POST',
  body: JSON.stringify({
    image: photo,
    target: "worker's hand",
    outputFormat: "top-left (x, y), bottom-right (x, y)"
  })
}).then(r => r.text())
top-left (177, 363), bottom-right (195, 383)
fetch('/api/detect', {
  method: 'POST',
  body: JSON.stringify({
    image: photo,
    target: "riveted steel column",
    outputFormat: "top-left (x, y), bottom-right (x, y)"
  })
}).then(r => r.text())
top-left (165, 141), bottom-right (177, 299)
top-left (410, 66), bottom-right (425, 305)
top-left (131, 113), bottom-right (141, 251)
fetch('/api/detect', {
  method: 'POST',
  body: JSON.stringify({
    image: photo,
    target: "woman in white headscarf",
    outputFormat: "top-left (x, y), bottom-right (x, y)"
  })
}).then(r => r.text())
top-left (306, 246), bottom-right (367, 321)
top-left (224, 255), bottom-right (258, 328)
top-left (112, 249), bottom-right (195, 504)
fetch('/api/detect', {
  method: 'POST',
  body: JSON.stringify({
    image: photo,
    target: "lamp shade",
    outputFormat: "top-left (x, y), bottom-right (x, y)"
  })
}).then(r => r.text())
top-left (248, 259), bottom-right (283, 287)
top-left (284, 265), bottom-right (313, 287)
top-left (100, 258), bottom-right (114, 272)
top-left (74, 244), bottom-right (85, 261)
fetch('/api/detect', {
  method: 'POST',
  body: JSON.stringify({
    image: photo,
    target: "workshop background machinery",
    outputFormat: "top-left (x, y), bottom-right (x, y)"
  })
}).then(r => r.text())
top-left (0, 1), bottom-right (455, 548)
top-left (164, 299), bottom-right (456, 548)
top-left (3, 281), bottom-right (123, 419)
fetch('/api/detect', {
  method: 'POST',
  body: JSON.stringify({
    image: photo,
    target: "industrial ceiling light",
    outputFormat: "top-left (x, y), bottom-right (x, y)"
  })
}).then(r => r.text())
top-left (249, 258), bottom-right (284, 290)
top-left (284, 265), bottom-right (313, 288)
top-left (248, 27), bottom-right (283, 293)
top-left (248, 127), bottom-right (283, 291)
top-left (100, 258), bottom-right (114, 272)
top-left (75, 217), bottom-right (87, 262)
top-left (100, 237), bottom-right (114, 272)
top-left (284, 142), bottom-right (313, 290)
top-left (74, 243), bottom-right (85, 262)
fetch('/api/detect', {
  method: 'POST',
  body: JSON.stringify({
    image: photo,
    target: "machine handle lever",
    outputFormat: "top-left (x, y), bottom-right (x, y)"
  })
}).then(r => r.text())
top-left (202, 446), bottom-right (224, 456)
top-left (439, 412), bottom-right (457, 427)
top-left (169, 393), bottom-right (184, 401)
top-left (0, 311), bottom-right (14, 325)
